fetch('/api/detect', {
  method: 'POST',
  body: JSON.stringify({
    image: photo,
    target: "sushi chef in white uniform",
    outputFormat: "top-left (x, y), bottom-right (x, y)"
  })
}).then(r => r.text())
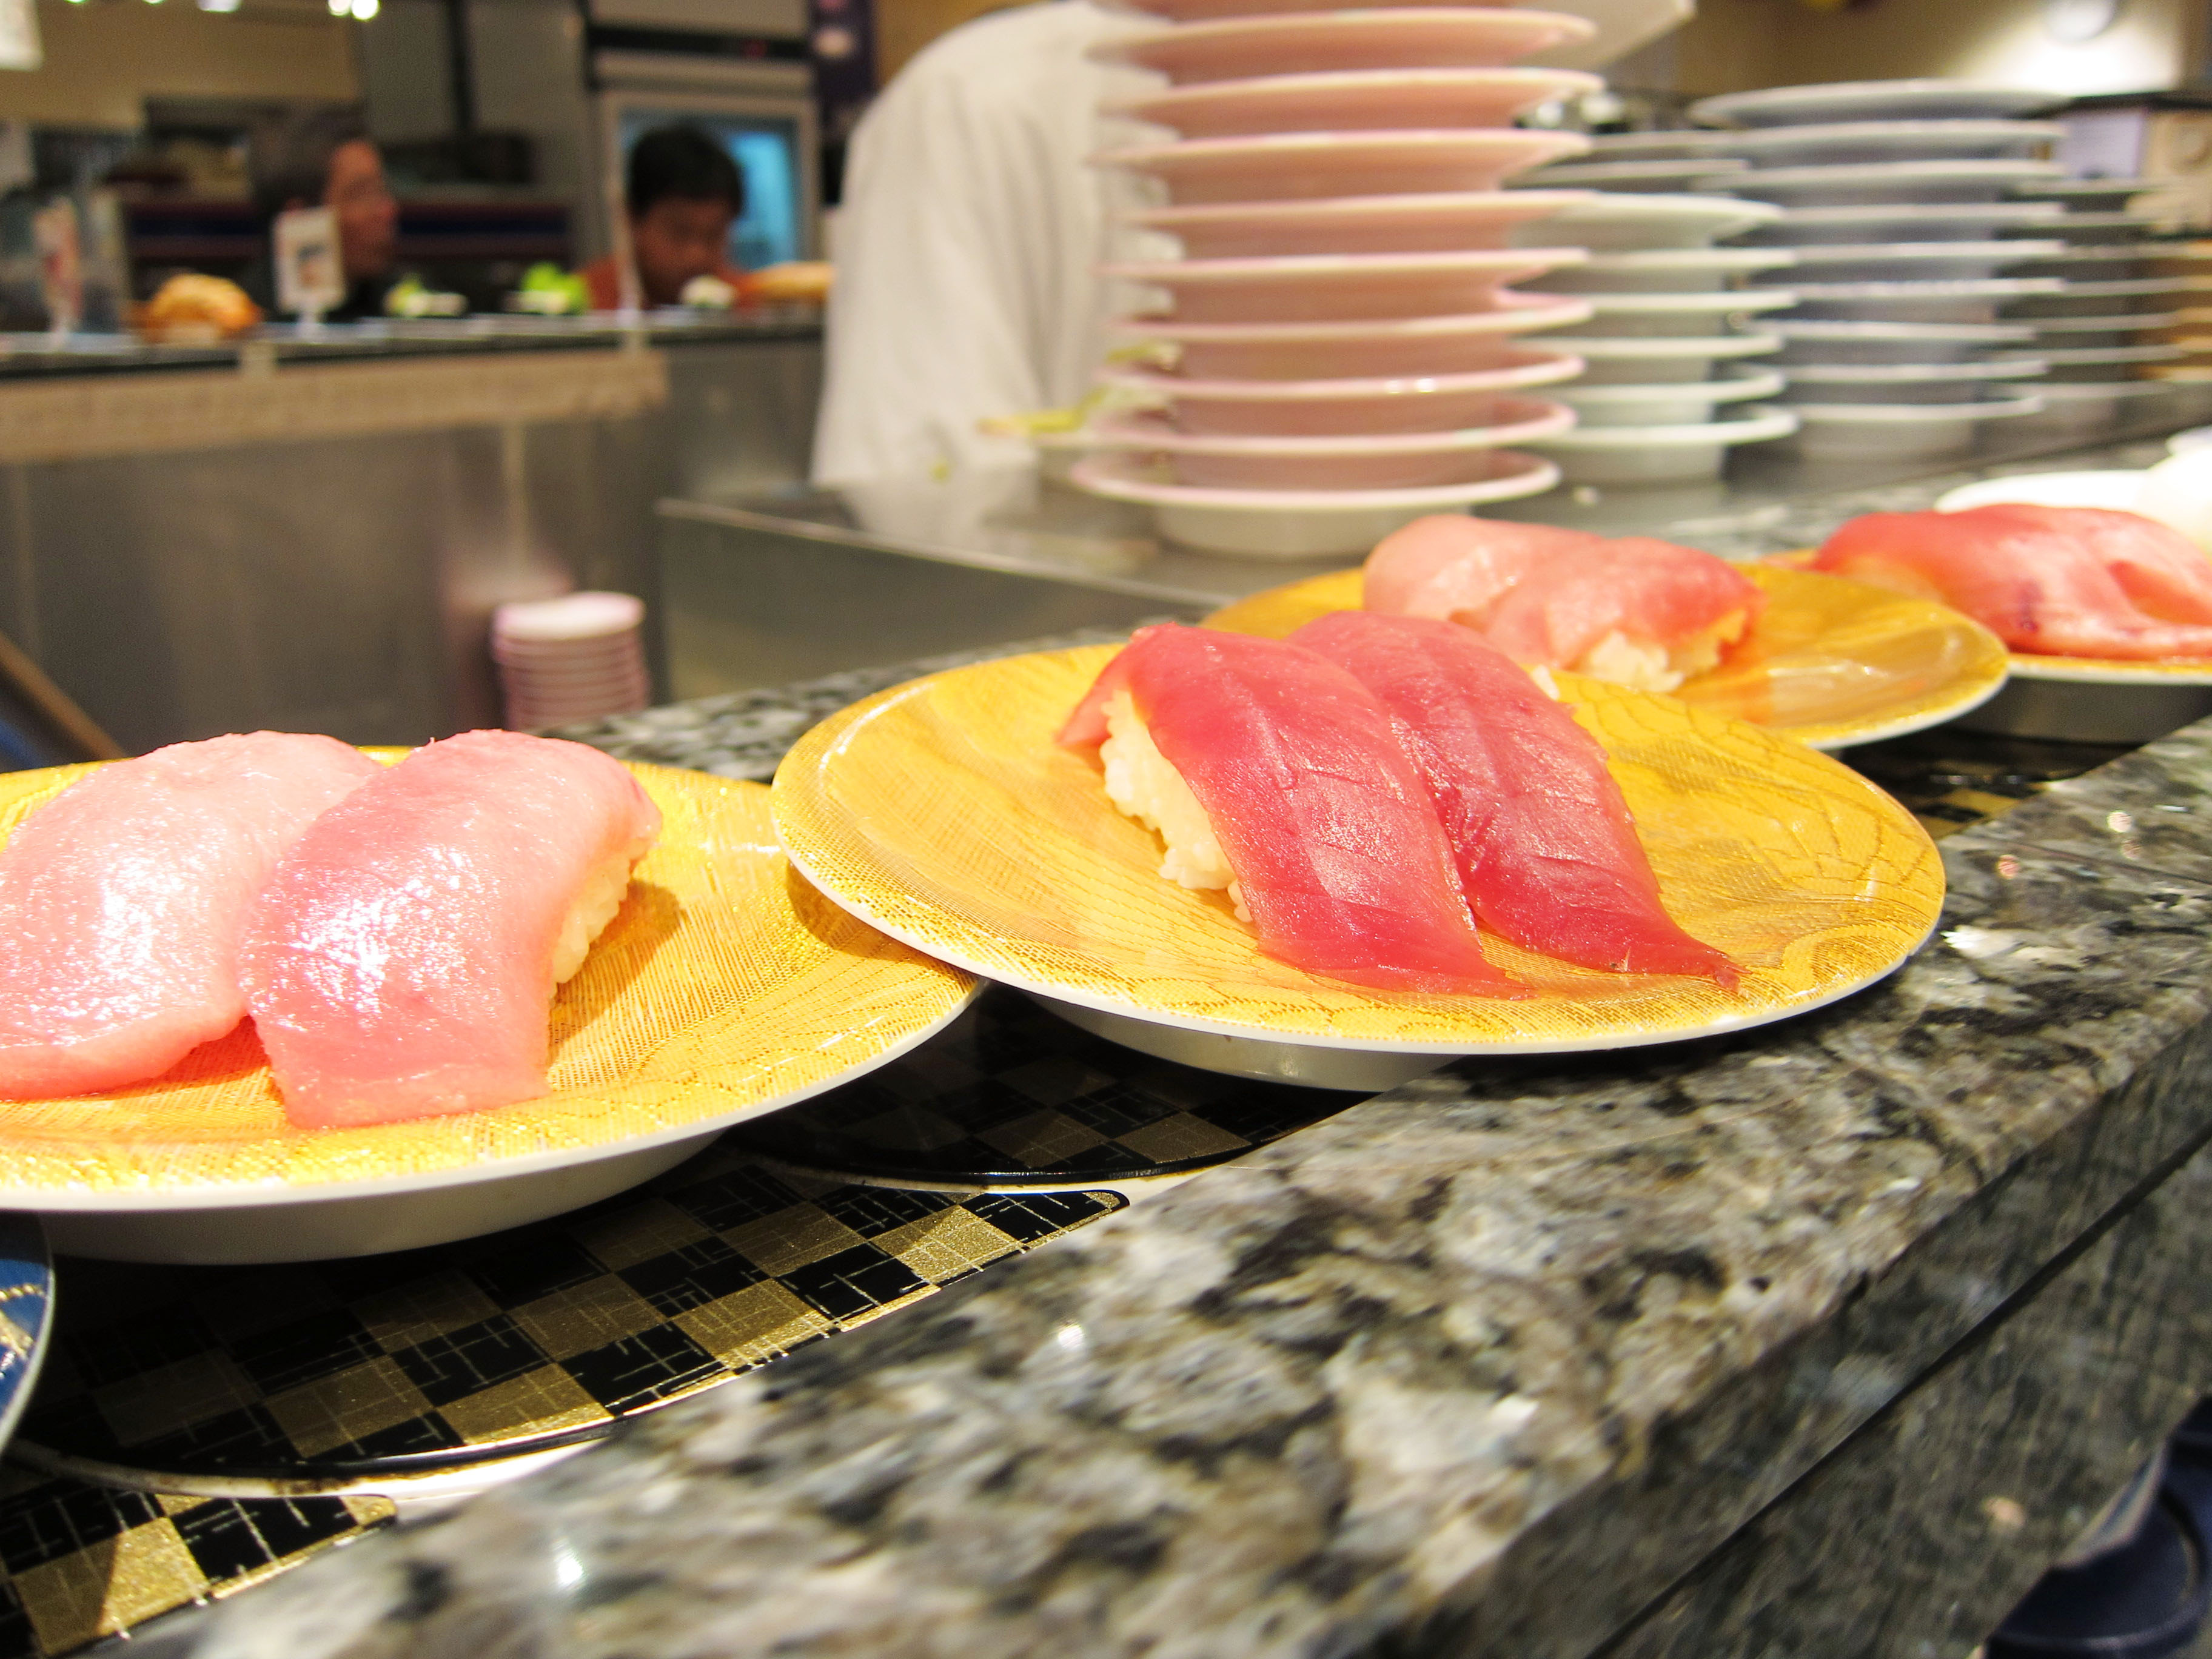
top-left (811, 0), bottom-right (1691, 487)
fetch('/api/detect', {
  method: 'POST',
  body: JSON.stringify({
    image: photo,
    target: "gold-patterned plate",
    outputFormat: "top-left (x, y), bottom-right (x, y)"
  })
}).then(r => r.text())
top-left (0, 761), bottom-right (977, 1216)
top-left (1758, 549), bottom-right (2212, 688)
top-left (772, 646), bottom-right (1946, 1059)
top-left (1202, 563), bottom-right (2011, 751)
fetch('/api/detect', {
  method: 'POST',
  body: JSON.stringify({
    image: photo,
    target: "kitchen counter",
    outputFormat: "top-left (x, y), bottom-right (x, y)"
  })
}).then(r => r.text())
top-left (112, 432), bottom-right (2212, 1659)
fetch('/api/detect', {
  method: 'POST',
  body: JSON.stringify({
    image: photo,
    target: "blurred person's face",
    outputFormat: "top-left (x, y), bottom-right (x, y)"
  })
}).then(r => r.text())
top-left (631, 196), bottom-right (736, 306)
top-left (326, 140), bottom-right (397, 281)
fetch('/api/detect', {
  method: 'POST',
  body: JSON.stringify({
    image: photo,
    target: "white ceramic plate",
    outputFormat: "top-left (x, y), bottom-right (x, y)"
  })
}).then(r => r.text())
top-left (1546, 289), bottom-right (1799, 337)
top-left (1566, 330), bottom-right (1785, 384)
top-left (1532, 247), bottom-right (1795, 294)
top-left (1935, 469), bottom-right (2148, 513)
top-left (1088, 9), bottom-right (1599, 82)
top-left (1553, 366), bottom-right (1786, 426)
top-left (1713, 159), bottom-right (2066, 207)
top-left (1084, 401), bottom-right (1572, 489)
top-left (1110, 67), bottom-right (1601, 138)
top-left (1999, 342), bottom-right (2187, 367)
top-left (1581, 129), bottom-right (1740, 161)
top-left (1771, 319), bottom-right (2038, 363)
top-left (1784, 276), bottom-right (2067, 324)
top-left (1691, 79), bottom-right (2057, 130)
top-left (1748, 201), bottom-right (2066, 244)
top-left (1517, 191), bottom-right (1782, 250)
top-left (1781, 360), bottom-right (2046, 404)
top-left (1782, 392), bottom-right (2043, 460)
top-left (2014, 176), bottom-right (2170, 204)
top-left (1527, 404), bottom-right (1799, 484)
top-left (1775, 241), bottom-right (2066, 281)
top-left (2026, 310), bottom-right (2183, 335)
top-left (1130, 190), bottom-right (1590, 259)
top-left (1717, 119), bottom-right (2065, 167)
top-left (1518, 157), bottom-right (1750, 191)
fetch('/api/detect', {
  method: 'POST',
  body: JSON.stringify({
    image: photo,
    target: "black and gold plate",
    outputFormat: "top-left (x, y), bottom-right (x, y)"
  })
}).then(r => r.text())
top-left (726, 988), bottom-right (1370, 1186)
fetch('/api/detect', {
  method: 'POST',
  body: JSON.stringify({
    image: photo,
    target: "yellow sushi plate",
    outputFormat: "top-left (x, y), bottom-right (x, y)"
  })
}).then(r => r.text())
top-left (1759, 549), bottom-right (2212, 688)
top-left (1203, 563), bottom-right (2011, 751)
top-left (0, 760), bottom-right (977, 1201)
top-left (773, 646), bottom-right (1945, 1060)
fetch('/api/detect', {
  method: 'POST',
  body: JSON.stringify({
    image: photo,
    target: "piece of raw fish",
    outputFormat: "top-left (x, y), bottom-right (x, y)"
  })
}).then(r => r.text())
top-left (1362, 516), bottom-right (1765, 692)
top-left (1293, 611), bottom-right (1740, 987)
top-left (1814, 505), bottom-right (2212, 660)
top-left (1059, 625), bottom-right (1517, 996)
top-left (0, 732), bottom-right (382, 1098)
top-left (242, 731), bottom-right (662, 1128)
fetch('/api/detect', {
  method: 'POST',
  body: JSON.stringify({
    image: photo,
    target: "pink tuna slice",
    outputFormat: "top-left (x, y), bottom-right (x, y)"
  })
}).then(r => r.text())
top-left (241, 731), bottom-right (662, 1128)
top-left (1059, 625), bottom-right (1518, 996)
top-left (1363, 515), bottom-right (1609, 624)
top-left (1292, 611), bottom-right (1740, 988)
top-left (1475, 536), bottom-right (1764, 669)
top-left (1815, 505), bottom-right (2212, 660)
top-left (0, 732), bottom-right (383, 1098)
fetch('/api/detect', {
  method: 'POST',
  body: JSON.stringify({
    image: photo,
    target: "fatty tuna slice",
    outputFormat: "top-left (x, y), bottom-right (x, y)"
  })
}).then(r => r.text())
top-left (1059, 625), bottom-right (1517, 996)
top-left (1363, 515), bottom-right (1606, 623)
top-left (241, 730), bottom-right (662, 1128)
top-left (0, 732), bottom-right (382, 1098)
top-left (1814, 505), bottom-right (2212, 660)
top-left (1292, 611), bottom-right (1740, 988)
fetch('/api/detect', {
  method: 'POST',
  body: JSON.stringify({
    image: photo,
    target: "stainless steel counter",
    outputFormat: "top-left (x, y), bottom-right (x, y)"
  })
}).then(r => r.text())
top-left (655, 395), bottom-right (2212, 700)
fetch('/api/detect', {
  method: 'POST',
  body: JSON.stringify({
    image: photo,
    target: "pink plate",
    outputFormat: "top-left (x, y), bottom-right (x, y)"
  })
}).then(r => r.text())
top-left (1102, 0), bottom-right (1523, 22)
top-left (1085, 399), bottom-right (1571, 489)
top-left (1088, 8), bottom-right (1598, 82)
top-left (1096, 129), bottom-right (1588, 204)
top-left (1103, 251), bottom-right (1579, 323)
top-left (1110, 67), bottom-right (1601, 138)
top-left (1128, 189), bottom-right (1590, 258)
top-left (1072, 444), bottom-right (1560, 503)
top-left (1099, 347), bottom-right (1582, 434)
top-left (1111, 290), bottom-right (1591, 378)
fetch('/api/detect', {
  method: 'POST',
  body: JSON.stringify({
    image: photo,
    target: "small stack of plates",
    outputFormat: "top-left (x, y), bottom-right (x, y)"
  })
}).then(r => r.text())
top-left (1500, 186), bottom-right (1800, 485)
top-left (1074, 4), bottom-right (1606, 556)
top-left (1995, 177), bottom-right (2200, 432)
top-left (1686, 78), bottom-right (2068, 461)
top-left (491, 592), bottom-right (652, 729)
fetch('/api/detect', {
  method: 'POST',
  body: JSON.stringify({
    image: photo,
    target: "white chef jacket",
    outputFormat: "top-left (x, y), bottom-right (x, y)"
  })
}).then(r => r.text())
top-left (811, 0), bottom-right (1159, 485)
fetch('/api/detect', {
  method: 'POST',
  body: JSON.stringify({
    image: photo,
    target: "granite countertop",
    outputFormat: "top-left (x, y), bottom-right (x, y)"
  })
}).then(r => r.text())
top-left (147, 437), bottom-right (2212, 1658)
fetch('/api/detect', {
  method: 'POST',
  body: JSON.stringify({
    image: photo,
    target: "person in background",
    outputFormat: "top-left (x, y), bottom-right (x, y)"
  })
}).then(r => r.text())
top-left (583, 127), bottom-right (749, 310)
top-left (249, 109), bottom-right (398, 322)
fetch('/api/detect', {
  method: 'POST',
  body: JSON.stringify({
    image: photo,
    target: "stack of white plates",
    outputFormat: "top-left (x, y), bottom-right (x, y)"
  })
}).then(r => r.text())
top-left (492, 592), bottom-right (652, 729)
top-left (1687, 79), bottom-right (2066, 461)
top-left (1995, 176), bottom-right (2199, 431)
top-left (1074, 7), bottom-right (1605, 556)
top-left (1501, 189), bottom-right (1800, 485)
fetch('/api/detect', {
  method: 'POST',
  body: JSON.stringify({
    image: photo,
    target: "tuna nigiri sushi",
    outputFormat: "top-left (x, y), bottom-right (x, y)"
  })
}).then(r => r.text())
top-left (1293, 611), bottom-right (1738, 988)
top-left (241, 731), bottom-right (662, 1128)
top-left (1059, 625), bottom-right (1517, 996)
top-left (1813, 505), bottom-right (2212, 661)
top-left (1364, 515), bottom-right (1765, 693)
top-left (0, 732), bottom-right (381, 1098)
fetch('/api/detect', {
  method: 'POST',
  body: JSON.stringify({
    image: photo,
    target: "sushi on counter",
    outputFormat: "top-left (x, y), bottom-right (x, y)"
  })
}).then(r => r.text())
top-left (0, 729), bottom-right (660, 1125)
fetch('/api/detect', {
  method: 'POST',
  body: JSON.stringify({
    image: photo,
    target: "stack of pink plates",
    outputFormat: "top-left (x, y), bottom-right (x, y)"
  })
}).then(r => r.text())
top-left (1076, 6), bottom-right (1604, 557)
top-left (492, 592), bottom-right (651, 729)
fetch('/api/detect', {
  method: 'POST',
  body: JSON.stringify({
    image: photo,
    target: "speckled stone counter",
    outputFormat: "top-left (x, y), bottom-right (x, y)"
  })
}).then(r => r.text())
top-left (139, 440), bottom-right (2212, 1659)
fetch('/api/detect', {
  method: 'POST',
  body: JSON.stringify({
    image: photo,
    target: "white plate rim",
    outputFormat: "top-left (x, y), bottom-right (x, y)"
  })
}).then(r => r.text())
top-left (1563, 330), bottom-right (1784, 357)
top-left (1690, 78), bottom-right (2057, 129)
top-left (1126, 187), bottom-right (1594, 231)
top-left (1107, 65), bottom-right (1605, 122)
top-left (1556, 366), bottom-right (1785, 404)
top-left (1100, 247), bottom-right (1581, 283)
top-left (1528, 404), bottom-right (1799, 447)
top-left (1788, 393), bottom-right (2045, 422)
top-left (1107, 293), bottom-right (1592, 342)
top-left (1096, 350), bottom-right (1583, 399)
top-left (1070, 447), bottom-right (1558, 507)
